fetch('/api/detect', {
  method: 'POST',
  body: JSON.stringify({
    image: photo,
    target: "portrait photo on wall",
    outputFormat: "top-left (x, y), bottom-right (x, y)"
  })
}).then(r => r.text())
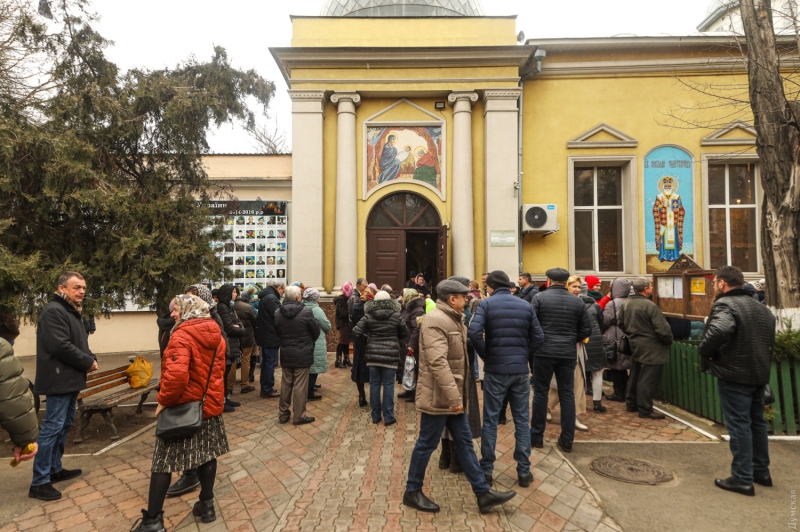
top-left (257, 217), bottom-right (265, 225)
top-left (224, 243), bottom-right (234, 253)
top-left (245, 256), bottom-right (255, 266)
top-left (256, 270), bottom-right (265, 278)
top-left (257, 243), bottom-right (266, 252)
top-left (277, 230), bottom-right (286, 239)
top-left (246, 243), bottom-right (256, 252)
top-left (236, 216), bottom-right (245, 225)
top-left (267, 243), bottom-right (276, 251)
top-left (644, 146), bottom-right (694, 273)
top-left (277, 256), bottom-right (286, 265)
top-left (267, 270), bottom-right (275, 278)
top-left (246, 270), bottom-right (255, 279)
top-left (224, 257), bottom-right (234, 266)
top-left (235, 243), bottom-right (245, 252)
top-left (236, 230), bottom-right (245, 239)
top-left (267, 216), bottom-right (276, 225)
top-left (277, 242), bottom-right (286, 251)
top-left (257, 230), bottom-right (266, 239)
top-left (266, 256), bottom-right (275, 265)
top-left (235, 257), bottom-right (245, 266)
top-left (246, 230), bottom-right (255, 239)
top-left (366, 125), bottom-right (443, 198)
top-left (277, 269), bottom-right (285, 279)
top-left (276, 216), bottom-right (286, 225)
top-left (267, 230), bottom-right (276, 238)
top-left (234, 269), bottom-right (244, 278)
top-left (256, 256), bottom-right (265, 265)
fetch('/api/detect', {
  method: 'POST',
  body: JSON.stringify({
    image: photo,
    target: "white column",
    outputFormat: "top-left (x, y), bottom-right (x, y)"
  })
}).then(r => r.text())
top-left (483, 88), bottom-right (522, 277)
top-left (330, 92), bottom-right (361, 292)
top-left (288, 89), bottom-right (326, 291)
top-left (448, 91), bottom-right (478, 279)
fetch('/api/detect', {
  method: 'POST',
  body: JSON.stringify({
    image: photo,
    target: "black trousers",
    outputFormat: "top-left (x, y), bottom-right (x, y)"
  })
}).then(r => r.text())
top-left (625, 361), bottom-right (663, 415)
top-left (608, 369), bottom-right (629, 397)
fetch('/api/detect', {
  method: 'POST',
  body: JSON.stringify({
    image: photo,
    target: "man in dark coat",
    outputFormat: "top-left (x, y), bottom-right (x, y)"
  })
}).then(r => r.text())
top-left (31, 272), bottom-right (97, 501)
top-left (257, 281), bottom-right (285, 398)
top-left (700, 266), bottom-right (776, 497)
top-left (234, 291), bottom-right (258, 394)
top-left (517, 273), bottom-right (539, 304)
top-left (619, 277), bottom-right (673, 420)
top-left (530, 268), bottom-right (591, 454)
top-left (274, 285), bottom-right (320, 425)
top-left (469, 271), bottom-right (544, 487)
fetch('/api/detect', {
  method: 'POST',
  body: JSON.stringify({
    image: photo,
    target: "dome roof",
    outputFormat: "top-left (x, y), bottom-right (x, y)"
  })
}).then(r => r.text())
top-left (320, 0), bottom-right (484, 17)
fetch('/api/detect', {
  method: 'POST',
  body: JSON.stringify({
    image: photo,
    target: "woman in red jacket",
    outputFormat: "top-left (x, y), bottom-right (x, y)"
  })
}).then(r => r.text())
top-left (132, 295), bottom-right (228, 532)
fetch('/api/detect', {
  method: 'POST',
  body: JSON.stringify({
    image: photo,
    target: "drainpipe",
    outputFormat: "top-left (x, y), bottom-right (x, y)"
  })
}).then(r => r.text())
top-left (517, 47), bottom-right (546, 275)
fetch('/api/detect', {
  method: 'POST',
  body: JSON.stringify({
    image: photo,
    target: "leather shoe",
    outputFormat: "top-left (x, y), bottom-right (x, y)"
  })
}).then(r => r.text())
top-left (639, 411), bottom-right (666, 420)
top-left (226, 398), bottom-right (241, 407)
top-left (403, 489), bottom-right (440, 513)
top-left (518, 472), bottom-right (534, 488)
top-left (715, 477), bottom-right (755, 496)
top-left (29, 483), bottom-right (62, 501)
top-left (606, 393), bottom-right (625, 403)
top-left (240, 385), bottom-right (256, 394)
top-left (626, 406), bottom-right (638, 413)
top-left (398, 390), bottom-right (409, 398)
top-left (754, 475), bottom-right (773, 487)
top-left (385, 419), bottom-right (397, 427)
top-left (278, 418), bottom-right (290, 425)
top-left (531, 437), bottom-right (544, 449)
top-left (261, 390), bottom-right (280, 399)
top-left (50, 468), bottom-right (82, 483)
top-left (358, 397), bottom-right (368, 407)
top-left (166, 472), bottom-right (199, 497)
top-left (557, 439), bottom-right (573, 453)
top-left (192, 499), bottom-right (216, 523)
top-left (223, 403), bottom-right (235, 413)
top-left (307, 394), bottom-right (323, 401)
top-left (476, 489), bottom-right (516, 513)
top-left (293, 416), bottom-right (315, 426)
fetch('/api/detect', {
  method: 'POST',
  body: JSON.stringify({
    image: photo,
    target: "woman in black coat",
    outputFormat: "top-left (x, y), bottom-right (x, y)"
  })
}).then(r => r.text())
top-left (397, 290), bottom-right (426, 400)
top-left (350, 289), bottom-right (372, 407)
top-left (334, 283), bottom-right (353, 368)
top-left (215, 285), bottom-right (248, 410)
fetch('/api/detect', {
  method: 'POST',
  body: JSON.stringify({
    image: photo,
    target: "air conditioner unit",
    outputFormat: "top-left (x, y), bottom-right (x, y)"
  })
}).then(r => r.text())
top-left (521, 204), bottom-right (559, 233)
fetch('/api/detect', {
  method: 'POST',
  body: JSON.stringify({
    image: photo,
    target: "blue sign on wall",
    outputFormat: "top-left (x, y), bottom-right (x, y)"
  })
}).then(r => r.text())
top-left (644, 146), bottom-right (694, 273)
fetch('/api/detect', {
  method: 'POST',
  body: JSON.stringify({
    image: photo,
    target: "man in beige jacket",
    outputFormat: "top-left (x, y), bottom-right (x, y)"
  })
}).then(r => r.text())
top-left (403, 280), bottom-right (516, 514)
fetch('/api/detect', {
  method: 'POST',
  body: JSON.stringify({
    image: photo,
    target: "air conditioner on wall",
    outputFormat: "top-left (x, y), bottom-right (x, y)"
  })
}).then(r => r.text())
top-left (521, 204), bottom-right (559, 233)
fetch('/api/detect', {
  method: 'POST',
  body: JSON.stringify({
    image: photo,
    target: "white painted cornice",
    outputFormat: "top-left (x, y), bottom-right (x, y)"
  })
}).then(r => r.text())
top-left (568, 123), bottom-right (638, 149)
top-left (701, 119), bottom-right (757, 146)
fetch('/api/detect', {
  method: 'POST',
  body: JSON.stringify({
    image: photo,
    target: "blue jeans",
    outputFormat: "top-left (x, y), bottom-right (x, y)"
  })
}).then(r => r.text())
top-left (32, 392), bottom-right (78, 486)
top-left (717, 379), bottom-right (770, 485)
top-left (260, 347), bottom-right (279, 393)
top-left (407, 412), bottom-right (490, 495)
top-left (531, 357), bottom-right (577, 446)
top-left (369, 366), bottom-right (395, 423)
top-left (480, 372), bottom-right (531, 477)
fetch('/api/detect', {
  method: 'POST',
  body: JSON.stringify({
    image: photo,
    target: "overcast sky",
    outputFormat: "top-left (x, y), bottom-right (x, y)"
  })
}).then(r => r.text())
top-left (91, 0), bottom-right (715, 153)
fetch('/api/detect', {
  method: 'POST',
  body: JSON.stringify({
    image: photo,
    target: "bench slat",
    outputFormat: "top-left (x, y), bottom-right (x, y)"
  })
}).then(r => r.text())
top-left (78, 378), bottom-right (130, 400)
top-left (81, 380), bottom-right (160, 410)
top-left (86, 365), bottom-right (129, 383)
top-left (84, 372), bottom-right (130, 389)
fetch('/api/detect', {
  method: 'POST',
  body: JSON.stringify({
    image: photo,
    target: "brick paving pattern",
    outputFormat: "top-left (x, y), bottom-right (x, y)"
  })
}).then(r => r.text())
top-left (0, 355), bottom-right (708, 532)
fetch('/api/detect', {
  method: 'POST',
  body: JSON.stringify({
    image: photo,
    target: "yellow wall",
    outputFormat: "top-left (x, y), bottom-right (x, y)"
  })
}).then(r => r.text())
top-left (521, 72), bottom-right (757, 275)
top-left (291, 17), bottom-right (518, 48)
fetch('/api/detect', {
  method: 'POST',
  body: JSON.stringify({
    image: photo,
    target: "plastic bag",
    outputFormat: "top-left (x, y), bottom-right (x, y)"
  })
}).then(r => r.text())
top-left (126, 355), bottom-right (153, 389)
top-left (402, 355), bottom-right (416, 391)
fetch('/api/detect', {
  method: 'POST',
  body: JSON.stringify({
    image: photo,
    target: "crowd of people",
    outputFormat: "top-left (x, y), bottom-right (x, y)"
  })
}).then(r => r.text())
top-left (0, 263), bottom-right (776, 531)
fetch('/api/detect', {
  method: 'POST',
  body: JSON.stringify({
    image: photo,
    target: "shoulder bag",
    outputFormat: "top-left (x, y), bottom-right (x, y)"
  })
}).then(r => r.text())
top-left (156, 347), bottom-right (218, 440)
top-left (611, 300), bottom-right (632, 357)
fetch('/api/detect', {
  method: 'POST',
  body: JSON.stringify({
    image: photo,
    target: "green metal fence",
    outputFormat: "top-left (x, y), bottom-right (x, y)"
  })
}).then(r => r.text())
top-left (658, 342), bottom-right (800, 436)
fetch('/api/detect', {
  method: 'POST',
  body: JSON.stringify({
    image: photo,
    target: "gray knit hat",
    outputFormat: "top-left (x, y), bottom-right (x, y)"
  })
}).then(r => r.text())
top-left (437, 279), bottom-right (470, 300)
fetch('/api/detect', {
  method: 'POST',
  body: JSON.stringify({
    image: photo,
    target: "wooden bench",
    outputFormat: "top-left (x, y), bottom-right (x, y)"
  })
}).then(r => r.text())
top-left (73, 365), bottom-right (160, 444)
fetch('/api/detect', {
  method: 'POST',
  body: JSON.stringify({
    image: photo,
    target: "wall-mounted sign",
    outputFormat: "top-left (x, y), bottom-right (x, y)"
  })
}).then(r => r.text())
top-left (644, 146), bottom-right (695, 273)
top-left (691, 278), bottom-right (707, 296)
top-left (490, 230), bottom-right (516, 247)
top-left (205, 200), bottom-right (288, 291)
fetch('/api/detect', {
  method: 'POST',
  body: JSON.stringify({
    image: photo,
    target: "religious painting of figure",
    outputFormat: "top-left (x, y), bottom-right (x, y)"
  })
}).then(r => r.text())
top-left (366, 125), bottom-right (443, 198)
top-left (644, 146), bottom-right (694, 273)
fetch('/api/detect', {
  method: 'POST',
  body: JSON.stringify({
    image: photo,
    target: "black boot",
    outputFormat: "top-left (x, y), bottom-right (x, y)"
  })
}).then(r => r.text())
top-left (449, 440), bottom-right (463, 474)
top-left (438, 439), bottom-right (451, 470)
top-left (476, 489), bottom-right (517, 513)
top-left (405, 390), bottom-right (416, 402)
top-left (130, 510), bottom-right (166, 532)
top-left (402, 490), bottom-right (440, 513)
top-left (593, 400), bottom-right (607, 413)
top-left (167, 471), bottom-right (200, 497)
top-left (192, 499), bottom-right (217, 523)
top-left (344, 354), bottom-right (353, 367)
top-left (398, 390), bottom-right (409, 398)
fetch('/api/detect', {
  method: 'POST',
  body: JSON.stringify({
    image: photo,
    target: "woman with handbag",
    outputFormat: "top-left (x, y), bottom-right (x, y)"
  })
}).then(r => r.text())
top-left (131, 294), bottom-right (229, 532)
top-left (602, 278), bottom-right (633, 402)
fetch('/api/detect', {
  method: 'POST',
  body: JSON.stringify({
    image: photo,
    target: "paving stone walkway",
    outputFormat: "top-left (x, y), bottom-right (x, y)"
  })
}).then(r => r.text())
top-left (0, 354), bottom-right (710, 532)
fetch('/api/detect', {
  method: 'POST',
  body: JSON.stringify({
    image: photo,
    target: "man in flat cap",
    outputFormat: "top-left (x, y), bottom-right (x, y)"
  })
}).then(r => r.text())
top-left (530, 268), bottom-right (591, 453)
top-left (468, 271), bottom-right (544, 488)
top-left (404, 279), bottom-right (517, 514)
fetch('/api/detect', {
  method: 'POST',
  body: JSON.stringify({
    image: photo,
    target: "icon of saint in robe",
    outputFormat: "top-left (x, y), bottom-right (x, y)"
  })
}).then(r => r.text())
top-left (378, 134), bottom-right (402, 183)
top-left (413, 146), bottom-right (437, 186)
top-left (653, 176), bottom-right (685, 262)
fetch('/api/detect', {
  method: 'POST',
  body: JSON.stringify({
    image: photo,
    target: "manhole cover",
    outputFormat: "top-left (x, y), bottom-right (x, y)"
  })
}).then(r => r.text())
top-left (590, 456), bottom-right (674, 485)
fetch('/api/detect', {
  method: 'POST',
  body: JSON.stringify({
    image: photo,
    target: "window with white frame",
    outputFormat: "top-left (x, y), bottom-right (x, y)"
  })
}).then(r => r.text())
top-left (573, 166), bottom-right (624, 272)
top-left (708, 163), bottom-right (759, 272)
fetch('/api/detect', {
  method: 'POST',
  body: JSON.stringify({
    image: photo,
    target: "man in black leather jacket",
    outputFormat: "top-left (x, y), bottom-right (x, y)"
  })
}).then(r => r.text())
top-left (700, 266), bottom-right (776, 497)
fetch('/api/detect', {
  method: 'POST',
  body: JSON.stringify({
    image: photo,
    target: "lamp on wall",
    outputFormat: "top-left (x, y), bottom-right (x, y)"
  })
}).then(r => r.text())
top-left (435, 102), bottom-right (446, 110)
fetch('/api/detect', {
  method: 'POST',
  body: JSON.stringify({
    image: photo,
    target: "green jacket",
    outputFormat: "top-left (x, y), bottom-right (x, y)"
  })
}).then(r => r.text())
top-left (618, 295), bottom-right (674, 365)
top-left (303, 301), bottom-right (331, 374)
top-left (0, 339), bottom-right (39, 447)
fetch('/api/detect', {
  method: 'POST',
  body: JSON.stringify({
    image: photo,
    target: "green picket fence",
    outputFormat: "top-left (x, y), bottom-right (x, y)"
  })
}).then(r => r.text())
top-left (658, 342), bottom-right (800, 435)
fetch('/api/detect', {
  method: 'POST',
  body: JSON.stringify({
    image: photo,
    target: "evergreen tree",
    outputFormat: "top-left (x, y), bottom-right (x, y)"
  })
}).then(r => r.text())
top-left (0, 0), bottom-right (275, 318)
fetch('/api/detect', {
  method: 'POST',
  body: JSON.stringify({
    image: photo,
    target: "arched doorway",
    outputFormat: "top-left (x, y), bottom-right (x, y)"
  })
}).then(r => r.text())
top-left (366, 192), bottom-right (446, 295)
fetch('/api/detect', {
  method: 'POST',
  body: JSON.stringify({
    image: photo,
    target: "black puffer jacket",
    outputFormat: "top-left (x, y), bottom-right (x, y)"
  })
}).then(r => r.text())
top-left (334, 294), bottom-right (350, 330)
top-left (352, 299), bottom-right (409, 369)
top-left (216, 285), bottom-right (248, 361)
top-left (157, 314), bottom-right (175, 356)
top-left (532, 286), bottom-right (591, 360)
top-left (256, 286), bottom-right (282, 348)
top-left (581, 295), bottom-right (606, 372)
top-left (275, 300), bottom-right (320, 368)
top-left (234, 297), bottom-right (257, 348)
top-left (34, 295), bottom-right (96, 395)
top-left (400, 297), bottom-right (426, 353)
top-left (700, 288), bottom-right (776, 385)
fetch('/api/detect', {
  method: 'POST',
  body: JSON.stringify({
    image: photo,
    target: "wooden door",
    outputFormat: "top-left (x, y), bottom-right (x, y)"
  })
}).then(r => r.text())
top-left (437, 225), bottom-right (448, 287)
top-left (367, 229), bottom-right (405, 293)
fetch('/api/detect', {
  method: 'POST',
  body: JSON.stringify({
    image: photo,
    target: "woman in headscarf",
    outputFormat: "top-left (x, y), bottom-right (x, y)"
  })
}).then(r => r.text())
top-left (397, 288), bottom-right (426, 402)
top-left (132, 295), bottom-right (228, 532)
top-left (303, 288), bottom-right (331, 401)
top-left (351, 285), bottom-right (375, 407)
top-left (602, 278), bottom-right (633, 401)
top-left (334, 282), bottom-right (354, 368)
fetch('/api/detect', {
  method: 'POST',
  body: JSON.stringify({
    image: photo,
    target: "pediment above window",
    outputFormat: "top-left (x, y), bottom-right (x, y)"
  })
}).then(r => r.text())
top-left (701, 120), bottom-right (756, 146)
top-left (567, 123), bottom-right (638, 149)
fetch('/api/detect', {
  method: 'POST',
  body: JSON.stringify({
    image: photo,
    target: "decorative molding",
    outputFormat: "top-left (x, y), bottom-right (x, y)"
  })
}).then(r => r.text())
top-left (447, 91), bottom-right (479, 106)
top-left (287, 89), bottom-right (327, 101)
top-left (701, 119), bottom-right (757, 146)
top-left (363, 98), bottom-right (442, 122)
top-left (290, 77), bottom-right (521, 85)
top-left (536, 56), bottom-right (800, 78)
top-left (567, 123), bottom-right (638, 149)
top-left (330, 92), bottom-right (361, 107)
top-left (483, 88), bottom-right (522, 102)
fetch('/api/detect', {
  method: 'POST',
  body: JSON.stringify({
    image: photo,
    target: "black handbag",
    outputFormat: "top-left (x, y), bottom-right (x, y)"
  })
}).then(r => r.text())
top-left (611, 300), bottom-right (633, 357)
top-left (764, 384), bottom-right (776, 405)
top-left (156, 347), bottom-right (218, 440)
